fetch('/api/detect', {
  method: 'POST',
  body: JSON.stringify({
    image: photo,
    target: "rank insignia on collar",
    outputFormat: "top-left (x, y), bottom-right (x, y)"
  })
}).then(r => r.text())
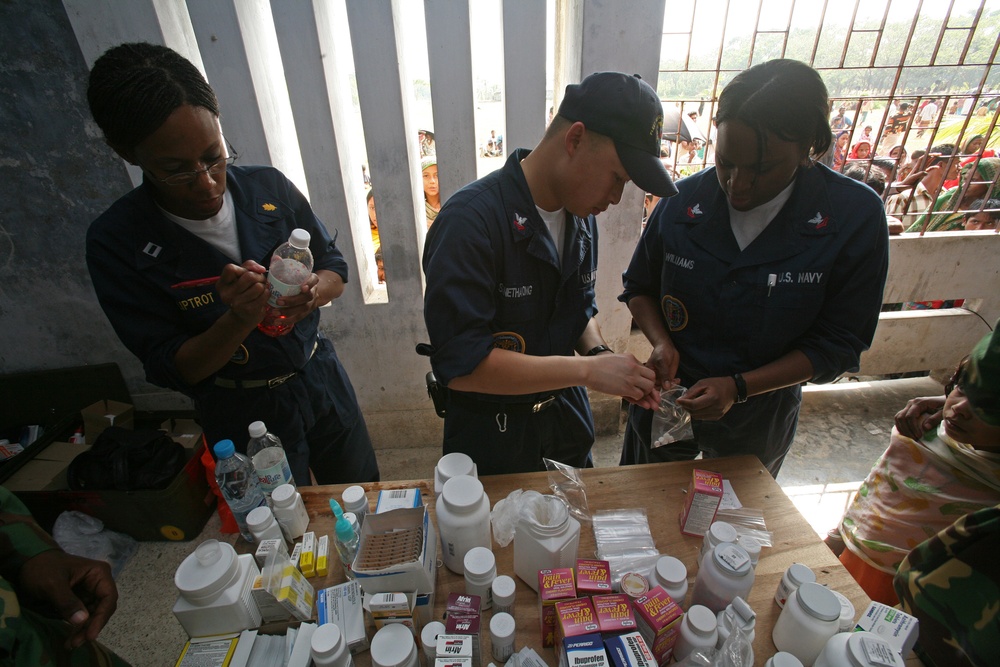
top-left (262, 202), bottom-right (277, 212)
top-left (807, 212), bottom-right (829, 229)
top-left (686, 204), bottom-right (702, 218)
top-left (143, 242), bottom-right (163, 258)
top-left (513, 212), bottom-right (528, 232)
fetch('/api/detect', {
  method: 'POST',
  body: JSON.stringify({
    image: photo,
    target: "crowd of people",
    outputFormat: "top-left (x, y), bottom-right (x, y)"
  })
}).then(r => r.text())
top-left (2, 38), bottom-right (994, 664)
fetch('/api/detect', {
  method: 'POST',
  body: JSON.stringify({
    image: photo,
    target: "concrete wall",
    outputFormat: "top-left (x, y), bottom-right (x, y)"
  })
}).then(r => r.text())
top-left (2, 0), bottom-right (668, 447)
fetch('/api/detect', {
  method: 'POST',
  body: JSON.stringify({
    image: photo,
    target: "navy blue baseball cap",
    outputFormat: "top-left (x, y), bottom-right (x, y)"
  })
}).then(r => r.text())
top-left (558, 72), bottom-right (677, 198)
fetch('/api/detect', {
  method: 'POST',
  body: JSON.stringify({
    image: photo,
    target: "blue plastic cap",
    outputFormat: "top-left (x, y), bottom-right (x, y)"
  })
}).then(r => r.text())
top-left (213, 439), bottom-right (235, 459)
top-left (329, 499), bottom-right (344, 518)
top-left (335, 514), bottom-right (355, 541)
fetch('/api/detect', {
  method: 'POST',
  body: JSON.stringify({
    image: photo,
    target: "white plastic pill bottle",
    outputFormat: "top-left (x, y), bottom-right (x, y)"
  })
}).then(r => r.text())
top-left (436, 475), bottom-right (491, 574)
top-left (673, 604), bottom-right (719, 662)
top-left (716, 596), bottom-right (756, 648)
top-left (420, 621), bottom-right (445, 667)
top-left (764, 652), bottom-right (804, 667)
top-left (341, 485), bottom-right (369, 528)
top-left (463, 546), bottom-right (496, 610)
top-left (828, 588), bottom-right (858, 633)
top-left (648, 555), bottom-right (688, 608)
top-left (814, 630), bottom-right (903, 667)
top-left (371, 623), bottom-right (419, 667)
top-left (689, 543), bottom-right (755, 613)
top-left (491, 574), bottom-right (516, 614)
top-left (774, 562), bottom-right (815, 608)
top-left (772, 582), bottom-right (841, 665)
top-left (699, 521), bottom-right (738, 563)
top-left (312, 623), bottom-right (354, 667)
top-left (434, 452), bottom-right (478, 493)
top-left (270, 483), bottom-right (310, 540)
top-left (246, 506), bottom-right (285, 545)
top-left (513, 492), bottom-right (581, 591)
top-left (490, 612), bottom-right (517, 663)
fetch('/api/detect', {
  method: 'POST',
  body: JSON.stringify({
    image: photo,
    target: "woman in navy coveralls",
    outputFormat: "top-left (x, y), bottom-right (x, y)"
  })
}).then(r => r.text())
top-left (84, 43), bottom-right (378, 485)
top-left (620, 60), bottom-right (890, 476)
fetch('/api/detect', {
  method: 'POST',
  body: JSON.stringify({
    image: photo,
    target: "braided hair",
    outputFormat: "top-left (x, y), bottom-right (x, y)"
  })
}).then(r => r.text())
top-left (716, 59), bottom-right (831, 163)
top-left (87, 42), bottom-right (219, 151)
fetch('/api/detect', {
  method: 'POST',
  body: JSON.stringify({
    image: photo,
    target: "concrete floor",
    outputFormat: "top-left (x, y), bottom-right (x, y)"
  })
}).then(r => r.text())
top-left (97, 376), bottom-right (942, 666)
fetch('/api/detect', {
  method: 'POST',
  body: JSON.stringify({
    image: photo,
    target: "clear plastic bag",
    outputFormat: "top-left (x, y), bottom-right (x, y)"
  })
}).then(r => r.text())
top-left (715, 508), bottom-right (774, 547)
top-left (592, 508), bottom-right (659, 588)
top-left (52, 511), bottom-right (138, 579)
top-left (543, 457), bottom-right (591, 523)
top-left (674, 623), bottom-right (753, 667)
top-left (490, 488), bottom-right (525, 547)
top-left (651, 386), bottom-right (694, 448)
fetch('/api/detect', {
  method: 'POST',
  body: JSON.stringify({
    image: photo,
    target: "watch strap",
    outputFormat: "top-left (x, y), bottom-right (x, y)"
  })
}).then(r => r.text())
top-left (585, 344), bottom-right (613, 357)
top-left (732, 372), bottom-right (748, 403)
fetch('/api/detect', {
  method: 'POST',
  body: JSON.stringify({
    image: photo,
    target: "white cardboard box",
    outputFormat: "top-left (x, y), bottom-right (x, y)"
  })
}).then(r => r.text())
top-left (352, 505), bottom-right (437, 595)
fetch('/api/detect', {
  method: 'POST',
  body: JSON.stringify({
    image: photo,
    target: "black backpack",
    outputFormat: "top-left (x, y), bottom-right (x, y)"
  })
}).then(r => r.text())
top-left (67, 426), bottom-right (186, 491)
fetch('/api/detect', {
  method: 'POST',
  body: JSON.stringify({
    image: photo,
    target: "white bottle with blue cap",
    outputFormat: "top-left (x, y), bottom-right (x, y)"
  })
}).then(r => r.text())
top-left (213, 439), bottom-right (267, 542)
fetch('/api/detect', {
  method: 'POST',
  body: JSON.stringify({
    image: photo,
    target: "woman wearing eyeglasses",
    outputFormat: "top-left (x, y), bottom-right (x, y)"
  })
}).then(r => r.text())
top-left (85, 43), bottom-right (379, 486)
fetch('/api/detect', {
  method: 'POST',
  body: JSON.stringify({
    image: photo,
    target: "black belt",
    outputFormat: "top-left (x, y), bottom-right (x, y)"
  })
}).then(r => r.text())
top-left (448, 390), bottom-right (560, 415)
top-left (214, 341), bottom-right (317, 390)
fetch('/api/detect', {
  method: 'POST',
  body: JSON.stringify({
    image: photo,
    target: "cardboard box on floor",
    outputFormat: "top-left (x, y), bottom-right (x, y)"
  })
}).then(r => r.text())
top-left (81, 399), bottom-right (134, 444)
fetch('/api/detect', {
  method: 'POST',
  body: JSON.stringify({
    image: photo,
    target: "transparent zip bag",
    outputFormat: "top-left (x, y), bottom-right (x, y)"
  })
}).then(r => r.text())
top-left (651, 385), bottom-right (694, 448)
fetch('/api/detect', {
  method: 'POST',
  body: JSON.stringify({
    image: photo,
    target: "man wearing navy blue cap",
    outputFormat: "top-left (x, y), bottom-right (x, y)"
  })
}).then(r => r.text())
top-left (422, 72), bottom-right (676, 475)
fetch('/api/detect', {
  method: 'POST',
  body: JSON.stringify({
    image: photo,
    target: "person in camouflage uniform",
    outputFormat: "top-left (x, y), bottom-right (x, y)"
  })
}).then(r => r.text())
top-left (0, 486), bottom-right (127, 666)
top-left (893, 324), bottom-right (1000, 667)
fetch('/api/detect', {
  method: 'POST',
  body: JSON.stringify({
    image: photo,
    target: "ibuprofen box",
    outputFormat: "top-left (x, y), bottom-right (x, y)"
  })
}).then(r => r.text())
top-left (593, 594), bottom-right (637, 636)
top-left (555, 597), bottom-right (599, 646)
top-left (560, 633), bottom-right (609, 667)
top-left (539, 568), bottom-right (577, 648)
top-left (632, 587), bottom-right (683, 665)
top-left (604, 632), bottom-right (656, 667)
top-left (678, 468), bottom-right (724, 537)
top-left (576, 558), bottom-right (612, 596)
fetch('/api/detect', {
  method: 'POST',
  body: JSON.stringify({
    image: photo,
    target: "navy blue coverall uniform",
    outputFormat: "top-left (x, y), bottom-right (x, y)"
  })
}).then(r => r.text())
top-left (620, 163), bottom-right (889, 476)
top-left (423, 149), bottom-right (599, 475)
top-left (86, 166), bottom-right (379, 485)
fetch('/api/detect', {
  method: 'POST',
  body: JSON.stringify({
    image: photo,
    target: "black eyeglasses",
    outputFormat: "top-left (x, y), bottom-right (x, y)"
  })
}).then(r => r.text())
top-left (148, 142), bottom-right (239, 186)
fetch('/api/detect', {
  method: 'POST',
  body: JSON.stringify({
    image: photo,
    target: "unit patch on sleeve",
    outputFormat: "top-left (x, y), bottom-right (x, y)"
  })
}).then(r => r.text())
top-left (660, 294), bottom-right (689, 332)
top-left (491, 331), bottom-right (526, 353)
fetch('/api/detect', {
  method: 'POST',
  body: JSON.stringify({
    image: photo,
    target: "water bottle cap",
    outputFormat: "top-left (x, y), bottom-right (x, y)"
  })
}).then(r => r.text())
top-left (335, 514), bottom-right (355, 541)
top-left (289, 228), bottom-right (311, 249)
top-left (248, 421), bottom-right (267, 438)
top-left (213, 439), bottom-right (235, 459)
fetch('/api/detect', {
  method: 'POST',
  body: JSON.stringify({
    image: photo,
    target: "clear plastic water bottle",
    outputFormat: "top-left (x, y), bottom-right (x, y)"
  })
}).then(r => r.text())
top-left (247, 421), bottom-right (294, 498)
top-left (258, 228), bottom-right (314, 337)
top-left (213, 439), bottom-right (267, 542)
top-left (333, 513), bottom-right (359, 580)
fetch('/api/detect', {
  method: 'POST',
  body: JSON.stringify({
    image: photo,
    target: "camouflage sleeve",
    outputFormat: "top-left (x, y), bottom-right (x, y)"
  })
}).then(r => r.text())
top-left (893, 503), bottom-right (1000, 667)
top-left (0, 486), bottom-right (59, 582)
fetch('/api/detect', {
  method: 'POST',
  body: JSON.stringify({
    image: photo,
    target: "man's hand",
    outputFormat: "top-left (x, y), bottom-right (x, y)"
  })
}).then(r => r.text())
top-left (646, 341), bottom-right (681, 389)
top-left (676, 376), bottom-right (739, 420)
top-left (216, 261), bottom-right (269, 325)
top-left (17, 550), bottom-right (118, 649)
top-left (894, 395), bottom-right (946, 440)
top-left (583, 353), bottom-right (659, 409)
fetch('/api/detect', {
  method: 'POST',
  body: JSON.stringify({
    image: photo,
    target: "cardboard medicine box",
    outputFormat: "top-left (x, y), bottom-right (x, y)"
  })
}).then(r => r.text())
top-left (632, 587), bottom-right (683, 665)
top-left (353, 505), bottom-right (437, 595)
top-left (555, 597), bottom-right (599, 646)
top-left (317, 580), bottom-right (369, 654)
top-left (678, 468), bottom-right (724, 537)
top-left (593, 594), bottom-right (637, 636)
top-left (576, 558), bottom-right (612, 595)
top-left (604, 632), bottom-right (656, 667)
top-left (560, 633), bottom-right (609, 667)
top-left (539, 568), bottom-right (577, 648)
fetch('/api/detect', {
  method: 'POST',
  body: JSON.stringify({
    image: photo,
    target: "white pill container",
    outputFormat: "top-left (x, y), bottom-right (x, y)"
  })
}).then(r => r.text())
top-left (371, 623), bottom-right (418, 667)
top-left (772, 582), bottom-right (841, 665)
top-left (271, 483), bottom-right (310, 540)
top-left (436, 475), bottom-right (491, 574)
top-left (814, 630), bottom-right (903, 667)
top-left (513, 493), bottom-right (580, 591)
top-left (172, 539), bottom-right (261, 637)
top-left (490, 612), bottom-right (517, 662)
top-left (774, 562), bottom-right (816, 608)
top-left (690, 543), bottom-right (755, 613)
top-left (648, 555), bottom-right (688, 608)
top-left (312, 623), bottom-right (355, 667)
top-left (673, 604), bottom-right (719, 662)
top-left (463, 546), bottom-right (496, 610)
top-left (491, 574), bottom-right (516, 614)
top-left (342, 485), bottom-right (369, 528)
top-left (699, 521), bottom-right (738, 563)
top-left (434, 452), bottom-right (478, 493)
top-left (716, 596), bottom-right (756, 648)
top-left (764, 652), bottom-right (804, 667)
top-left (420, 621), bottom-right (445, 666)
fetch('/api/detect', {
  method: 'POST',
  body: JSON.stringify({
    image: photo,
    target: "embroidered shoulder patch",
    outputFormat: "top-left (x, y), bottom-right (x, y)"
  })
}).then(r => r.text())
top-left (491, 331), bottom-right (526, 353)
top-left (230, 344), bottom-right (249, 365)
top-left (660, 295), bottom-right (689, 332)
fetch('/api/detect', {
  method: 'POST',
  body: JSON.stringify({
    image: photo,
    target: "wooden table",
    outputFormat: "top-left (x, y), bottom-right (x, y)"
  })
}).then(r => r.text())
top-left (297, 456), bottom-right (872, 667)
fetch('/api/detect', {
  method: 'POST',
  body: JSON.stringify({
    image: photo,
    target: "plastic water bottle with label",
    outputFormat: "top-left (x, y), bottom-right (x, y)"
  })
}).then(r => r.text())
top-left (213, 439), bottom-right (267, 542)
top-left (247, 421), bottom-right (294, 499)
top-left (258, 228), bottom-right (313, 337)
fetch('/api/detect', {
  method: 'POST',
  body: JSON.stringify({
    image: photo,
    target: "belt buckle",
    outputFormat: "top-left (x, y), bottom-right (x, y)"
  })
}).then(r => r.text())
top-left (268, 372), bottom-right (296, 389)
top-left (532, 395), bottom-right (556, 413)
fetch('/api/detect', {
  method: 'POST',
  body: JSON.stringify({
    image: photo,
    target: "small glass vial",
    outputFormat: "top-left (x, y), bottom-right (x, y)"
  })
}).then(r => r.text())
top-left (774, 563), bottom-right (816, 608)
top-left (764, 652), bottom-right (804, 667)
top-left (463, 546), bottom-right (496, 610)
top-left (420, 621), bottom-right (445, 666)
top-left (371, 623), bottom-right (419, 667)
top-left (814, 630), bottom-right (903, 667)
top-left (342, 485), bottom-right (369, 528)
top-left (690, 543), bottom-right (755, 613)
top-left (829, 589), bottom-right (857, 633)
top-left (492, 575), bottom-right (516, 615)
top-left (436, 476), bottom-right (491, 574)
top-left (490, 612), bottom-right (517, 663)
top-left (736, 534), bottom-right (761, 568)
top-left (699, 521), bottom-right (738, 563)
top-left (772, 582), bottom-right (841, 665)
top-left (512, 493), bottom-right (580, 591)
top-left (434, 452), bottom-right (478, 493)
top-left (246, 506), bottom-right (285, 544)
top-left (312, 623), bottom-right (355, 667)
top-left (270, 483), bottom-right (310, 540)
top-left (716, 596), bottom-right (756, 648)
top-left (648, 555), bottom-right (688, 608)
top-left (673, 604), bottom-right (718, 662)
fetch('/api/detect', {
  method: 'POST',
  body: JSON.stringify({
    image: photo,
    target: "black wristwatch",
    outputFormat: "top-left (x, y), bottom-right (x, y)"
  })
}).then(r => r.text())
top-left (732, 373), bottom-right (748, 403)
top-left (585, 344), bottom-right (613, 356)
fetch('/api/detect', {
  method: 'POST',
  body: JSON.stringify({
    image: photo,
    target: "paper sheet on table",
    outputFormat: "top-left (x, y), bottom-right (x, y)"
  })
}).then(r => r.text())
top-left (720, 479), bottom-right (742, 510)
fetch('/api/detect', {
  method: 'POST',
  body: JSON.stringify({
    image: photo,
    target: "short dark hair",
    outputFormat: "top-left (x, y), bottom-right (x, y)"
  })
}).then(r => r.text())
top-left (844, 166), bottom-right (886, 195)
top-left (88, 42), bottom-right (219, 150)
top-left (927, 143), bottom-right (957, 167)
top-left (966, 198), bottom-right (1000, 221)
top-left (716, 59), bottom-right (831, 161)
top-left (872, 158), bottom-right (896, 172)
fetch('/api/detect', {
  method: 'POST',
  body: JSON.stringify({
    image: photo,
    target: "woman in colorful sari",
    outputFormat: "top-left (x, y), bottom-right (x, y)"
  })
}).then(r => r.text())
top-left (907, 157), bottom-right (1000, 232)
top-left (832, 130), bottom-right (850, 171)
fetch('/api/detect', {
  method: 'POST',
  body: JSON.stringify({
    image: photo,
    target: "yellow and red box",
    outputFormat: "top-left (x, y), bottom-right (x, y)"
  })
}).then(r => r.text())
top-left (593, 593), bottom-right (637, 636)
top-left (555, 597), bottom-right (599, 646)
top-left (632, 587), bottom-right (683, 665)
top-left (576, 559), bottom-right (612, 596)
